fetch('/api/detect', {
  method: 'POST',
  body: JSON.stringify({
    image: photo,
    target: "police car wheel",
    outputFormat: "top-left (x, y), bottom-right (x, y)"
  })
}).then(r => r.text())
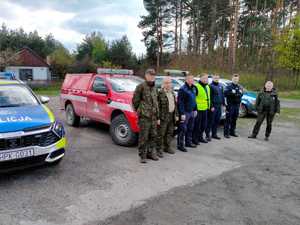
top-left (110, 114), bottom-right (138, 146)
top-left (66, 104), bottom-right (80, 127)
top-left (239, 104), bottom-right (247, 118)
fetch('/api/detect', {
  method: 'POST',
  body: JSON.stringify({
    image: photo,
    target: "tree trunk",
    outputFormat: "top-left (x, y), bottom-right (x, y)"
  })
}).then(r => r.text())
top-left (228, 0), bottom-right (240, 73)
top-left (174, 0), bottom-right (179, 54)
top-left (179, 0), bottom-right (183, 55)
top-left (156, 5), bottom-right (160, 71)
top-left (208, 0), bottom-right (217, 54)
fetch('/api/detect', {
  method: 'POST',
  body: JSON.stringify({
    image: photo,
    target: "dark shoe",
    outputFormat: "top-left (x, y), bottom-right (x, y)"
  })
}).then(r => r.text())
top-left (186, 143), bottom-right (197, 148)
top-left (230, 133), bottom-right (239, 137)
top-left (224, 135), bottom-right (231, 139)
top-left (264, 137), bottom-right (269, 141)
top-left (140, 153), bottom-right (147, 163)
top-left (212, 135), bottom-right (221, 140)
top-left (248, 135), bottom-right (256, 139)
top-left (147, 152), bottom-right (159, 161)
top-left (192, 141), bottom-right (200, 145)
top-left (199, 138), bottom-right (208, 143)
top-left (177, 146), bottom-right (188, 152)
top-left (206, 136), bottom-right (212, 142)
top-left (164, 148), bottom-right (175, 154)
top-left (157, 151), bottom-right (164, 158)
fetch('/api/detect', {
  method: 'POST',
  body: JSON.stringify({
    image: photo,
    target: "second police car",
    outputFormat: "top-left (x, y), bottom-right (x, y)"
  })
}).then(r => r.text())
top-left (0, 73), bottom-right (66, 172)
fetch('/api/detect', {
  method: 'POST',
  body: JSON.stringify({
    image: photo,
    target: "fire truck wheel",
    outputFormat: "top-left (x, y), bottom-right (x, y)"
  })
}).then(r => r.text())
top-left (110, 114), bottom-right (137, 146)
top-left (66, 103), bottom-right (80, 127)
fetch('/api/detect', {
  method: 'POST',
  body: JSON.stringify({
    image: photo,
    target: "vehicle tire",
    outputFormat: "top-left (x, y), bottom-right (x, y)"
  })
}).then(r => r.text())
top-left (110, 114), bottom-right (138, 146)
top-left (66, 103), bottom-right (80, 127)
top-left (239, 104), bottom-right (248, 118)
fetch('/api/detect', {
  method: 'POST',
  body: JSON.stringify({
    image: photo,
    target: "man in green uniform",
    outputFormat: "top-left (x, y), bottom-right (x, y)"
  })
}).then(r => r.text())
top-left (133, 68), bottom-right (160, 163)
top-left (248, 81), bottom-right (280, 141)
top-left (157, 76), bottom-right (179, 158)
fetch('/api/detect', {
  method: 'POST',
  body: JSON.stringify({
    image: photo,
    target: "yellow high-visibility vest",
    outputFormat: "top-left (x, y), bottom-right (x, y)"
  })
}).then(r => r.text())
top-left (195, 83), bottom-right (210, 111)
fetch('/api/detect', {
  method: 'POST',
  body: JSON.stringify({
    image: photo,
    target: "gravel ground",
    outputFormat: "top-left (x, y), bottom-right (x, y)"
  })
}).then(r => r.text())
top-left (0, 97), bottom-right (299, 225)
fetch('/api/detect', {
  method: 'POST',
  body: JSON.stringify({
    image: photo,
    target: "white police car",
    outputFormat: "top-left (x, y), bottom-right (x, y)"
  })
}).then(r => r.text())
top-left (0, 77), bottom-right (66, 172)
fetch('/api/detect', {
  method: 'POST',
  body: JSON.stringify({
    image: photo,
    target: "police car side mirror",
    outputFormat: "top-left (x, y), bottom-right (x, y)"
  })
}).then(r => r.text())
top-left (40, 96), bottom-right (50, 104)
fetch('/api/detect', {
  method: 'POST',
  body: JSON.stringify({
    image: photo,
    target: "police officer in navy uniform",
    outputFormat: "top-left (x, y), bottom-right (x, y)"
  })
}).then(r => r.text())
top-left (177, 73), bottom-right (198, 152)
top-left (206, 75), bottom-right (225, 140)
top-left (224, 74), bottom-right (243, 138)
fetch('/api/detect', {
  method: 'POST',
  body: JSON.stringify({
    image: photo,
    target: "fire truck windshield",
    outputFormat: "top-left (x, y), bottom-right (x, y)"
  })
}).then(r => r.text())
top-left (109, 77), bottom-right (143, 93)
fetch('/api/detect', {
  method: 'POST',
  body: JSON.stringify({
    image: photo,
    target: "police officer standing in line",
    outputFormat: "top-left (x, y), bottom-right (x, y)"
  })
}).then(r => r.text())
top-left (224, 74), bottom-right (243, 138)
top-left (206, 75), bottom-right (225, 140)
top-left (156, 76), bottom-right (179, 157)
top-left (248, 81), bottom-right (280, 141)
top-left (193, 74), bottom-right (210, 144)
top-left (177, 73), bottom-right (198, 152)
top-left (133, 69), bottom-right (160, 163)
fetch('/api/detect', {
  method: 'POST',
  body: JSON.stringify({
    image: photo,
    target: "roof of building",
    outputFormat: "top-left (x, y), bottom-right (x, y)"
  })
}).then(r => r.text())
top-left (6, 47), bottom-right (49, 68)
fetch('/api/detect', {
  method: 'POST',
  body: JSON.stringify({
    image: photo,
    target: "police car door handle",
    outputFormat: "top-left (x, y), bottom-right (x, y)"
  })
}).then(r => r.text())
top-left (107, 98), bottom-right (112, 104)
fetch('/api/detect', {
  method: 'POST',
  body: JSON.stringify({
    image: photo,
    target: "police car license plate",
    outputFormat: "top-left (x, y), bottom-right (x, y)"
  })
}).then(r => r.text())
top-left (0, 149), bottom-right (34, 162)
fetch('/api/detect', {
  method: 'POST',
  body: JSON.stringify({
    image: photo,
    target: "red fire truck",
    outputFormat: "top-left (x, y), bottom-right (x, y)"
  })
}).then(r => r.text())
top-left (60, 69), bottom-right (144, 146)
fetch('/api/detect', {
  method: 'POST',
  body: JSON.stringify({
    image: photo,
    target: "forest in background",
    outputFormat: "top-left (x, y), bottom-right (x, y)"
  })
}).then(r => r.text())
top-left (1, 0), bottom-right (300, 91)
top-left (139, 0), bottom-right (300, 90)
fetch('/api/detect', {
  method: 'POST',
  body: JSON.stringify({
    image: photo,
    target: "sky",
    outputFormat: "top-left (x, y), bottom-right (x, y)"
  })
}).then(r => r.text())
top-left (0, 0), bottom-right (147, 55)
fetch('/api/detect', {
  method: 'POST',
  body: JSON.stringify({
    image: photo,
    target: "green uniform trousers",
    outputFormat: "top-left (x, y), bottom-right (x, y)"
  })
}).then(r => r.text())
top-left (252, 112), bottom-right (275, 137)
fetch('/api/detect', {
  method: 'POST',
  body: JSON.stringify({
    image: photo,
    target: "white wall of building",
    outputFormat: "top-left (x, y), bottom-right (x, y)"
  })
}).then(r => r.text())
top-left (5, 66), bottom-right (50, 80)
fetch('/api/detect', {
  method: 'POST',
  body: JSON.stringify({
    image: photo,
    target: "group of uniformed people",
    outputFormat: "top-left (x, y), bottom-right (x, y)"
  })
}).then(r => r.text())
top-left (133, 69), bottom-right (280, 163)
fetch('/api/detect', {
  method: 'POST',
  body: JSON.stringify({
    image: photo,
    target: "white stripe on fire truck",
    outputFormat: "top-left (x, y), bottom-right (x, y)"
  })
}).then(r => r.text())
top-left (61, 94), bottom-right (87, 103)
top-left (109, 101), bottom-right (134, 112)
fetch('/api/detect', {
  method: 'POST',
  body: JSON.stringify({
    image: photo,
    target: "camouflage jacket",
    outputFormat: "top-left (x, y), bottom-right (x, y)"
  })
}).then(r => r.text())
top-left (132, 81), bottom-right (159, 119)
top-left (158, 89), bottom-right (178, 122)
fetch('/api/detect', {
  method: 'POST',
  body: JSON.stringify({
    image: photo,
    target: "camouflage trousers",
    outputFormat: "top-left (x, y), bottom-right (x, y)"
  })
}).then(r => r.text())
top-left (138, 116), bottom-right (158, 157)
top-left (157, 112), bottom-right (175, 153)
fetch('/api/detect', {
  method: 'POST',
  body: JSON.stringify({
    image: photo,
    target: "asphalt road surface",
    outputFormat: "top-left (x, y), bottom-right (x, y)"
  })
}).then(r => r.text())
top-left (0, 97), bottom-right (299, 225)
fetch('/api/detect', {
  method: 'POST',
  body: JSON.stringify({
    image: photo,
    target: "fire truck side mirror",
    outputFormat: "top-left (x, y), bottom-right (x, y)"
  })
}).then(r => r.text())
top-left (93, 85), bottom-right (109, 95)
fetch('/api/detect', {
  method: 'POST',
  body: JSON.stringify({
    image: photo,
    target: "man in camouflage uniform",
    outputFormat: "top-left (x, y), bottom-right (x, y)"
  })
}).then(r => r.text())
top-left (156, 76), bottom-right (179, 158)
top-left (133, 68), bottom-right (160, 163)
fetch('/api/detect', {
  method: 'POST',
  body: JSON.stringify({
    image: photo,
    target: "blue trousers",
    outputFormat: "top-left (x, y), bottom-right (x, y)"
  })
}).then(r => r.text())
top-left (192, 110), bottom-right (207, 143)
top-left (206, 106), bottom-right (222, 137)
top-left (177, 112), bottom-right (195, 147)
top-left (224, 104), bottom-right (239, 136)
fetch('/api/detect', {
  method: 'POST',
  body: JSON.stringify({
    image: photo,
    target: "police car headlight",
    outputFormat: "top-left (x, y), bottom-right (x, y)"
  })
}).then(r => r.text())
top-left (52, 121), bottom-right (65, 138)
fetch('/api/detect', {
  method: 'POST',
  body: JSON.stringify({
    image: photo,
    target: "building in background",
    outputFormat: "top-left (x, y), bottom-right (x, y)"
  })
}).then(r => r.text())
top-left (5, 47), bottom-right (51, 85)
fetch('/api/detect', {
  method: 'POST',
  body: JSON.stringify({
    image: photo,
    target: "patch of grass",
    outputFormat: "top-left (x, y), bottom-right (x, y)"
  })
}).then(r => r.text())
top-left (32, 82), bottom-right (62, 96)
top-left (279, 108), bottom-right (300, 126)
top-left (279, 90), bottom-right (300, 100)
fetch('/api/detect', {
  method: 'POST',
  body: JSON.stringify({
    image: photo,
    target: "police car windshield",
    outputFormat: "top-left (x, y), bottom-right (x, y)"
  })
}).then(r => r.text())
top-left (0, 85), bottom-right (39, 107)
top-left (110, 77), bottom-right (143, 92)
